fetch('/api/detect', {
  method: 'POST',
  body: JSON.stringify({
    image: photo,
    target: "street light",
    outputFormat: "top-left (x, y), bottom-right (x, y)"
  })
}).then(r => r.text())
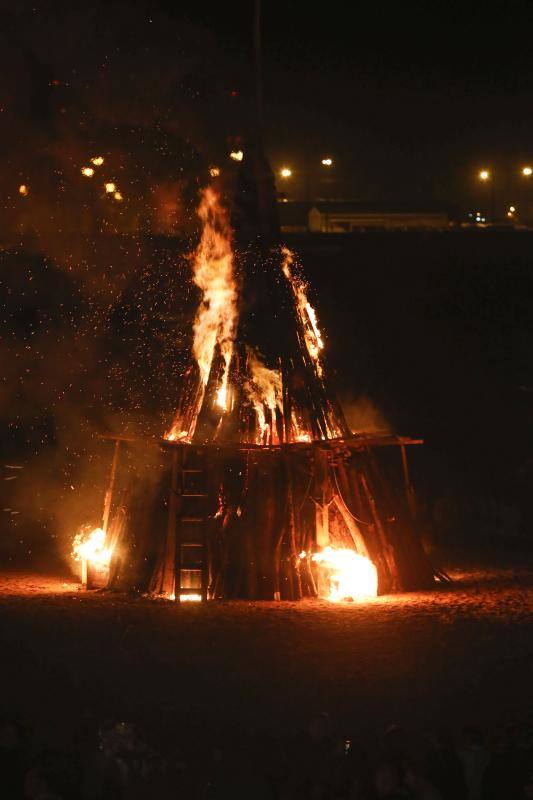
top-left (230, 150), bottom-right (244, 161)
top-left (522, 166), bottom-right (532, 177)
top-left (280, 167), bottom-right (292, 178)
top-left (321, 157), bottom-right (333, 167)
top-left (477, 169), bottom-right (495, 223)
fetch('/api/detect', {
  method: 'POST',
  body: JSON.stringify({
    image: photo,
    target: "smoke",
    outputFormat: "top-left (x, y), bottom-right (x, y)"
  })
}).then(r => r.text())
top-left (0, 1), bottom-right (249, 570)
top-left (341, 394), bottom-right (392, 435)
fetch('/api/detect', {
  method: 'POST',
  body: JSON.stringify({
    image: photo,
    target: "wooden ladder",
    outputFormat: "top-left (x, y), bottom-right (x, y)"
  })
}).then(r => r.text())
top-left (175, 448), bottom-right (209, 602)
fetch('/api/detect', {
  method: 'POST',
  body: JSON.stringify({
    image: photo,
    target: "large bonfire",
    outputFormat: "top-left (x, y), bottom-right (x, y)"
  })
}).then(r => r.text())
top-left (74, 186), bottom-right (435, 602)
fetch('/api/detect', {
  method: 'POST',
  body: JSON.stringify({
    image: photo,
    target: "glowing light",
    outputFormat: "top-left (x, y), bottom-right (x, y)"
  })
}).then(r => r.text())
top-left (209, 166), bottom-right (221, 177)
top-left (244, 349), bottom-right (283, 445)
top-left (166, 430), bottom-right (189, 442)
top-left (281, 247), bottom-right (324, 372)
top-left (72, 527), bottom-right (112, 568)
top-left (81, 167), bottom-right (95, 177)
top-left (479, 169), bottom-right (490, 181)
top-left (105, 182), bottom-right (116, 194)
top-left (509, 205), bottom-right (516, 213)
top-left (309, 547), bottom-right (378, 601)
top-left (114, 191), bottom-right (123, 202)
top-left (167, 592), bottom-right (202, 602)
top-left (280, 167), bottom-right (292, 178)
top-left (229, 150), bottom-right (244, 161)
top-left (18, 184), bottom-right (29, 196)
top-left (321, 157), bottom-right (333, 166)
top-left (165, 188), bottom-right (238, 442)
top-left (522, 166), bottom-right (532, 176)
top-left (216, 382), bottom-right (229, 411)
top-left (91, 156), bottom-right (104, 166)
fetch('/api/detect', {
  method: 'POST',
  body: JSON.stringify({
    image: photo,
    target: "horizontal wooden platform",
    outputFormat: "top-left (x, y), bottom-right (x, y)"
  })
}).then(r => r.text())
top-left (98, 431), bottom-right (423, 450)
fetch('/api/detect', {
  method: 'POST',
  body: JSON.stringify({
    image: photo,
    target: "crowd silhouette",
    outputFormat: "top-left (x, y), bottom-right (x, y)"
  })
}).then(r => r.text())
top-left (2, 712), bottom-right (532, 799)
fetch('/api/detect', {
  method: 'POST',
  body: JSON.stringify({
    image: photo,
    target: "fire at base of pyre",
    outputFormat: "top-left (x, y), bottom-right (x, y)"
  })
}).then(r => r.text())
top-left (301, 547), bottom-right (378, 602)
top-left (71, 525), bottom-right (113, 589)
top-left (71, 518), bottom-right (377, 604)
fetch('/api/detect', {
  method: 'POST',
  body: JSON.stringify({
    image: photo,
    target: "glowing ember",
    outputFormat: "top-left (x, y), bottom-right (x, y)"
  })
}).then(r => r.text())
top-left (307, 547), bottom-right (378, 601)
top-left (166, 187), bottom-right (238, 440)
top-left (91, 156), bottom-right (104, 166)
top-left (18, 184), bottom-right (29, 196)
top-left (167, 593), bottom-right (202, 602)
top-left (291, 410), bottom-right (312, 443)
top-left (81, 166), bottom-right (94, 177)
top-left (105, 182), bottom-right (116, 194)
top-left (72, 526), bottom-right (112, 567)
top-left (166, 429), bottom-right (189, 442)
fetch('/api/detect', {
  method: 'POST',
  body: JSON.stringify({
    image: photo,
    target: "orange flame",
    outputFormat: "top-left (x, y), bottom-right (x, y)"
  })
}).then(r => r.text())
top-left (166, 188), bottom-right (238, 440)
top-left (281, 247), bottom-right (324, 376)
top-left (72, 527), bottom-right (112, 568)
top-left (244, 349), bottom-right (283, 444)
top-left (306, 547), bottom-right (378, 601)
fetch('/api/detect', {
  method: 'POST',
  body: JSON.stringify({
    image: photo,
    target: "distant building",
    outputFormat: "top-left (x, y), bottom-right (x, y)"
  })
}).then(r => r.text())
top-left (278, 200), bottom-right (449, 233)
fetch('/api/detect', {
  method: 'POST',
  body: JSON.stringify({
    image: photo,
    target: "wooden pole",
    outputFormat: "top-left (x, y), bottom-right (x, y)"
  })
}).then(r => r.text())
top-left (360, 471), bottom-right (398, 591)
top-left (165, 447), bottom-right (181, 597)
top-left (400, 444), bottom-right (416, 517)
top-left (254, 0), bottom-right (263, 134)
top-left (102, 439), bottom-right (121, 534)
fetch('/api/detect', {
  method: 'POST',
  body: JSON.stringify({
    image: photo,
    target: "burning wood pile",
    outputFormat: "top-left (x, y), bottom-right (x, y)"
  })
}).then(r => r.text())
top-left (73, 188), bottom-right (436, 602)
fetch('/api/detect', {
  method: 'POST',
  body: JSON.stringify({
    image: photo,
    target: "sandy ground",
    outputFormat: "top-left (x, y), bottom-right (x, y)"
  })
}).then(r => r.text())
top-left (0, 566), bottom-right (532, 751)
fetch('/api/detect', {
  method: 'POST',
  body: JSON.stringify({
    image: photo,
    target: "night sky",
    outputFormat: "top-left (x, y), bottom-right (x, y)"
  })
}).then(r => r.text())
top-left (176, 0), bottom-right (533, 207)
top-left (4, 0), bottom-right (533, 209)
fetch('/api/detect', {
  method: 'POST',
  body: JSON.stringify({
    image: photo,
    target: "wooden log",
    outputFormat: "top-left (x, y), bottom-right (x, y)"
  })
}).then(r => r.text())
top-left (102, 439), bottom-right (121, 534)
top-left (332, 492), bottom-right (370, 558)
top-left (360, 470), bottom-right (398, 592)
top-left (160, 447), bottom-right (180, 596)
top-left (400, 444), bottom-right (417, 517)
top-left (285, 455), bottom-right (303, 599)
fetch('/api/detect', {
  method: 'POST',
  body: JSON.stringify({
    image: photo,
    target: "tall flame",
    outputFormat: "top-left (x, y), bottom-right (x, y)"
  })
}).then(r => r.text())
top-left (192, 188), bottom-right (237, 406)
top-left (281, 247), bottom-right (324, 377)
top-left (308, 547), bottom-right (378, 601)
top-left (166, 188), bottom-right (238, 440)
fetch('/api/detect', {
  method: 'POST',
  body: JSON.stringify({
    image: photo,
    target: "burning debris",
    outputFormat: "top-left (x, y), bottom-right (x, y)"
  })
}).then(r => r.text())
top-left (304, 547), bottom-right (378, 602)
top-left (72, 525), bottom-right (113, 589)
top-left (74, 187), bottom-right (436, 602)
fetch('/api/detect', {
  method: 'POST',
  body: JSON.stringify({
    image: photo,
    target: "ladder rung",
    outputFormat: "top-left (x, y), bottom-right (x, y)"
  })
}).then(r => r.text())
top-left (181, 541), bottom-right (205, 547)
top-left (182, 469), bottom-right (203, 473)
top-left (181, 493), bottom-right (208, 498)
top-left (181, 517), bottom-right (204, 523)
